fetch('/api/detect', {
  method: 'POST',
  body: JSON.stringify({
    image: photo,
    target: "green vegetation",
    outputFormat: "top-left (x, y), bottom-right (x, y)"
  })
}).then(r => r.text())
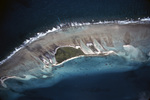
top-left (55, 47), bottom-right (84, 63)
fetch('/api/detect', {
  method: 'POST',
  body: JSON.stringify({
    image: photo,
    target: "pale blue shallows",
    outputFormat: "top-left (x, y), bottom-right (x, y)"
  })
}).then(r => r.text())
top-left (3, 55), bottom-right (150, 100)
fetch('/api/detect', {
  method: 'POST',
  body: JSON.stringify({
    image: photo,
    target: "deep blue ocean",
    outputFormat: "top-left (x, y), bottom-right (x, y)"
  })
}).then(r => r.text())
top-left (0, 0), bottom-right (150, 60)
top-left (0, 0), bottom-right (150, 100)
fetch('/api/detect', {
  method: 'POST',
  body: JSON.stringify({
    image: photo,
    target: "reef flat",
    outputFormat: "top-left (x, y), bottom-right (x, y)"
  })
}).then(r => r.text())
top-left (0, 24), bottom-right (150, 88)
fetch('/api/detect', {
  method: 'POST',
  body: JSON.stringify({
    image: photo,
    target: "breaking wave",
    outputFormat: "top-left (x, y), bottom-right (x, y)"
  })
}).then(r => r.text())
top-left (0, 17), bottom-right (150, 65)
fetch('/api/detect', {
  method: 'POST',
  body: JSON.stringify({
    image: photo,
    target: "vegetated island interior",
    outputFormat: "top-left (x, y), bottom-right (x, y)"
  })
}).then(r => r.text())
top-left (55, 47), bottom-right (84, 63)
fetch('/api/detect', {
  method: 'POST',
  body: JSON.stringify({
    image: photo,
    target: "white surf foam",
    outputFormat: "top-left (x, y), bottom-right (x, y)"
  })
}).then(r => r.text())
top-left (140, 17), bottom-right (150, 21)
top-left (0, 27), bottom-right (60, 65)
top-left (93, 18), bottom-right (150, 25)
top-left (0, 17), bottom-right (150, 65)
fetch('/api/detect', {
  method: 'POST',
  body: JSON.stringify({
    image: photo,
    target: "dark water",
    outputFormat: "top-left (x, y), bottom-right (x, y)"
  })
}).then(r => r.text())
top-left (0, 0), bottom-right (150, 60)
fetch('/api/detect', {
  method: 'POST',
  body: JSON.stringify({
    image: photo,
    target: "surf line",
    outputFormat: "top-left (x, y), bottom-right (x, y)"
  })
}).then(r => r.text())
top-left (0, 17), bottom-right (150, 66)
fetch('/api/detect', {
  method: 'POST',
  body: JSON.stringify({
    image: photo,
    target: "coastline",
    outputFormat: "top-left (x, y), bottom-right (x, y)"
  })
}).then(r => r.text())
top-left (54, 47), bottom-right (117, 66)
top-left (54, 52), bottom-right (117, 66)
top-left (54, 55), bottom-right (85, 66)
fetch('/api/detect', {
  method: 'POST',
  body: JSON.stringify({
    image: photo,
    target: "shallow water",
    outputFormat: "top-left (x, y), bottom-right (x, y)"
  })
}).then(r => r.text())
top-left (1, 55), bottom-right (150, 100)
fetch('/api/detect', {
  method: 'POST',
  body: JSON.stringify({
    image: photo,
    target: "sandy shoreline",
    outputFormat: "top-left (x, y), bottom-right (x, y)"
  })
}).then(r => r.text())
top-left (0, 46), bottom-right (117, 88)
top-left (0, 23), bottom-right (150, 86)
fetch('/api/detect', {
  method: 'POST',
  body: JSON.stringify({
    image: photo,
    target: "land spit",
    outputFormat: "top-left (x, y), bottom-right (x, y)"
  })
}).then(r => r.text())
top-left (0, 24), bottom-right (150, 87)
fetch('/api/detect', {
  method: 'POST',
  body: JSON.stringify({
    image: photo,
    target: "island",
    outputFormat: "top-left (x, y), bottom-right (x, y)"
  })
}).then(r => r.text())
top-left (0, 24), bottom-right (150, 88)
top-left (55, 47), bottom-right (84, 63)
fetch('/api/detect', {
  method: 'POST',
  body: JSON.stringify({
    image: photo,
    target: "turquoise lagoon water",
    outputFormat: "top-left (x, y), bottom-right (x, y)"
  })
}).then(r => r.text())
top-left (2, 55), bottom-right (150, 100)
